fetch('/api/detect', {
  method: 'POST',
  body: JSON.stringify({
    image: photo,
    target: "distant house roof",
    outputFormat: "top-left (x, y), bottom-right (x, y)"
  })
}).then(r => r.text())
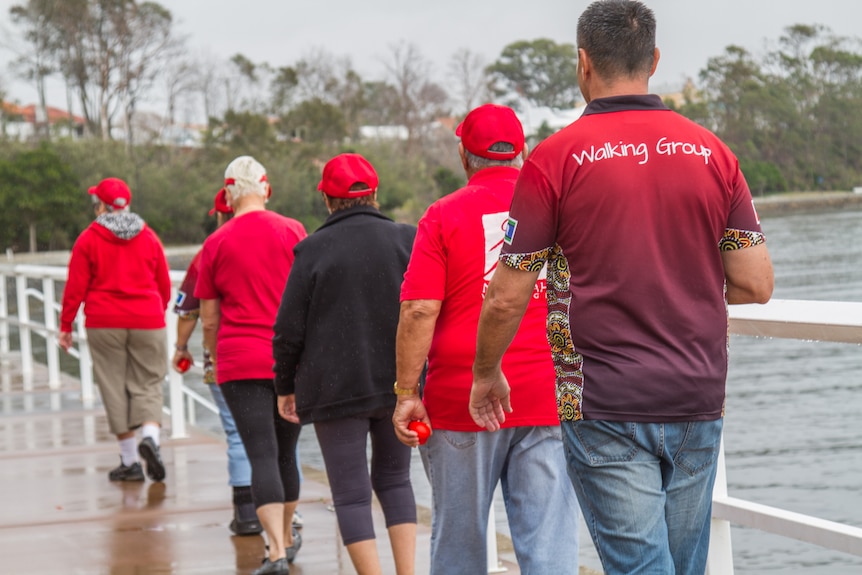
top-left (517, 105), bottom-right (587, 136)
top-left (359, 125), bottom-right (410, 141)
top-left (1, 102), bottom-right (85, 125)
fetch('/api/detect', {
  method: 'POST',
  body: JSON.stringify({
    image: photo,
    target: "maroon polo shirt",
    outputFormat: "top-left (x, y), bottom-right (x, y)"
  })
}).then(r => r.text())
top-left (500, 94), bottom-right (765, 422)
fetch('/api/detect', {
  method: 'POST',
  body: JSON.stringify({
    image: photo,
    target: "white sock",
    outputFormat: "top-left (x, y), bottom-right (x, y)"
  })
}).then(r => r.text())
top-left (119, 437), bottom-right (138, 466)
top-left (141, 423), bottom-right (161, 446)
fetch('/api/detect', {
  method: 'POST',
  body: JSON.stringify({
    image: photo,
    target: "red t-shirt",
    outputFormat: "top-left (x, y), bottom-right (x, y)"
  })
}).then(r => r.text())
top-left (61, 220), bottom-right (171, 331)
top-left (501, 94), bottom-right (766, 422)
top-left (195, 210), bottom-right (307, 384)
top-left (175, 250), bottom-right (202, 316)
top-left (401, 166), bottom-right (558, 431)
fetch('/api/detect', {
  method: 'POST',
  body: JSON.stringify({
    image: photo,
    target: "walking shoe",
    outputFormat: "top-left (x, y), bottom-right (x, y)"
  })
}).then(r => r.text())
top-left (108, 460), bottom-right (144, 482)
top-left (137, 437), bottom-right (166, 482)
top-left (229, 501), bottom-right (263, 536)
top-left (285, 527), bottom-right (302, 563)
top-left (291, 510), bottom-right (303, 529)
top-left (252, 557), bottom-right (289, 575)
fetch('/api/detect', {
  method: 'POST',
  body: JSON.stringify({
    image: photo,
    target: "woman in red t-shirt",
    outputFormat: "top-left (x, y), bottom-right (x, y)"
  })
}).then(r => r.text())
top-left (196, 156), bottom-right (307, 575)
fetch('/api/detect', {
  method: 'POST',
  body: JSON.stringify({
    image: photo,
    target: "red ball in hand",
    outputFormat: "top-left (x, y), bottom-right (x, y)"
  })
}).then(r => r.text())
top-left (408, 420), bottom-right (431, 445)
top-left (176, 357), bottom-right (191, 373)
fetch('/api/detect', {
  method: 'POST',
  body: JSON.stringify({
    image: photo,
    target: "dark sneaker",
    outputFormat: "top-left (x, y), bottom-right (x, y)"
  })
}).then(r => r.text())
top-left (230, 502), bottom-right (263, 536)
top-left (252, 557), bottom-right (289, 575)
top-left (292, 510), bottom-right (303, 529)
top-left (108, 460), bottom-right (144, 482)
top-left (285, 527), bottom-right (302, 563)
top-left (138, 437), bottom-right (166, 482)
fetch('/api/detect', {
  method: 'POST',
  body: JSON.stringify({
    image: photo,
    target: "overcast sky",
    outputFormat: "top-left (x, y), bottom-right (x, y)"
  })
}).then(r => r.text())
top-left (1, 0), bottom-right (860, 110)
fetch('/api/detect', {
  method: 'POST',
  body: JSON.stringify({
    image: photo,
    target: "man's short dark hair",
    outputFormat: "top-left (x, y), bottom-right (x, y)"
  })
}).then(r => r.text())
top-left (577, 0), bottom-right (656, 79)
top-left (326, 182), bottom-right (379, 211)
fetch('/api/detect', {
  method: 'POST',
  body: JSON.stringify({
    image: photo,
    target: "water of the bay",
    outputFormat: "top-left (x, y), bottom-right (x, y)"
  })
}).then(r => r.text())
top-left (721, 208), bottom-right (862, 574)
top-left (182, 207), bottom-right (862, 573)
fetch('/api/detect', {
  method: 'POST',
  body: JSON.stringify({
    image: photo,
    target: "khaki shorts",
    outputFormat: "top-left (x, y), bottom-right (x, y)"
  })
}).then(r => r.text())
top-left (87, 328), bottom-right (167, 435)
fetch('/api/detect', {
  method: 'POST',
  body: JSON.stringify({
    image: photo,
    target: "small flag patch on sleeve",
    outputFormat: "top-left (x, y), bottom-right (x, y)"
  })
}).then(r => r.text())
top-left (503, 217), bottom-right (518, 245)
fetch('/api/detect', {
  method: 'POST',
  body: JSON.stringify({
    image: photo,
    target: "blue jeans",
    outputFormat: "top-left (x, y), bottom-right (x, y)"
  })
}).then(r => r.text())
top-left (562, 419), bottom-right (723, 575)
top-left (420, 426), bottom-right (580, 575)
top-left (209, 383), bottom-right (252, 487)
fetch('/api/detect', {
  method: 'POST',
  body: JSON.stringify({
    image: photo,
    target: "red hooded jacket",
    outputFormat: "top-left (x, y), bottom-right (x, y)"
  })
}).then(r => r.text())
top-left (60, 212), bottom-right (171, 332)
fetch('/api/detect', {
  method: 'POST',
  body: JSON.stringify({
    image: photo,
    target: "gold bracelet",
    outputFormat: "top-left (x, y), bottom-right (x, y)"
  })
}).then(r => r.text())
top-left (393, 381), bottom-right (418, 396)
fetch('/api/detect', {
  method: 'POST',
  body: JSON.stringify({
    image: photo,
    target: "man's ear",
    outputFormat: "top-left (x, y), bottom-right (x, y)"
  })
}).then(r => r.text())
top-left (458, 143), bottom-right (469, 173)
top-left (577, 48), bottom-right (592, 102)
top-left (649, 47), bottom-right (661, 77)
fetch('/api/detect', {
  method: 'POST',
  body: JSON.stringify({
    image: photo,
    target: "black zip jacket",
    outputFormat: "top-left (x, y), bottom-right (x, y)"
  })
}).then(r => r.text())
top-left (273, 205), bottom-right (416, 423)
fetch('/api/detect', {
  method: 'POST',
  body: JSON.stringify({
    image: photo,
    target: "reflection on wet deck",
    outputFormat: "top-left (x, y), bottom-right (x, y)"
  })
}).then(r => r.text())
top-left (1, 356), bottom-right (499, 575)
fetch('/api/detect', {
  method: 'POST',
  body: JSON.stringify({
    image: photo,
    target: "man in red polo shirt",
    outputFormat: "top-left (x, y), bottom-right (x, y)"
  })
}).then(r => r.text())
top-left (469, 2), bottom-right (775, 574)
top-left (393, 104), bottom-right (580, 575)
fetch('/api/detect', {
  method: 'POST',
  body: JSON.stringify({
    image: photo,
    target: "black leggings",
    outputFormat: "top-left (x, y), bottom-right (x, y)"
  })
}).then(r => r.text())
top-left (221, 379), bottom-right (301, 508)
top-left (314, 406), bottom-right (416, 545)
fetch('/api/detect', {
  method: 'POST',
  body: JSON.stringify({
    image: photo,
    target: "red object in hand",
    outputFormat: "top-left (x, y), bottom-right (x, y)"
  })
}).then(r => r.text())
top-left (177, 357), bottom-right (191, 373)
top-left (408, 420), bottom-right (431, 445)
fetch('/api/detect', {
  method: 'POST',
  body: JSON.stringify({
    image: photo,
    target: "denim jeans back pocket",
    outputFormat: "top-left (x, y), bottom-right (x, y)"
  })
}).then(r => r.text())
top-left (540, 424), bottom-right (563, 442)
top-left (673, 419), bottom-right (723, 476)
top-left (439, 429), bottom-right (477, 450)
top-left (570, 420), bottom-right (639, 465)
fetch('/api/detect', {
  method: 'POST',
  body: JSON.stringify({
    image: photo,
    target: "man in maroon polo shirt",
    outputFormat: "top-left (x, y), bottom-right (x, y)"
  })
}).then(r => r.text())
top-left (469, 2), bottom-right (774, 574)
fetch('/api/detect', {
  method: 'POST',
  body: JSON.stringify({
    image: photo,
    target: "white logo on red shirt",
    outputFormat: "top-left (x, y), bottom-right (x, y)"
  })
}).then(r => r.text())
top-left (482, 212), bottom-right (546, 299)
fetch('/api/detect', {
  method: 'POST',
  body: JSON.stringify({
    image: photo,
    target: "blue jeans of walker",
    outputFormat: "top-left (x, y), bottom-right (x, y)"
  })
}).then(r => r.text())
top-left (419, 426), bottom-right (580, 575)
top-left (209, 383), bottom-right (252, 487)
top-left (562, 419), bottom-right (723, 575)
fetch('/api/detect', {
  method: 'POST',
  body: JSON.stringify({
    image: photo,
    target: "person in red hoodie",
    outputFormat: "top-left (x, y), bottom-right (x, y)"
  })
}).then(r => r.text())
top-left (59, 177), bottom-right (172, 483)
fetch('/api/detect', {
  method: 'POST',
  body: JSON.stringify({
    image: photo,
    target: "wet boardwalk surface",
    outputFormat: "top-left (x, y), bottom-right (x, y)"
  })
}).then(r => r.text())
top-left (0, 355), bottom-right (526, 575)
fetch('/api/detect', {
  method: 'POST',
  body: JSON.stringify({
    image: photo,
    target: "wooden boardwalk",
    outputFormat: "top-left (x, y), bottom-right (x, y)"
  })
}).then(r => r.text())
top-left (0, 353), bottom-right (531, 575)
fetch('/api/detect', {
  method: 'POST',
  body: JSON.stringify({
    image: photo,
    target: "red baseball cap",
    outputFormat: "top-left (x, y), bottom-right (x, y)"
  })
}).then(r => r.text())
top-left (455, 104), bottom-right (525, 160)
top-left (208, 188), bottom-right (233, 216)
top-left (318, 153), bottom-right (378, 198)
top-left (88, 177), bottom-right (131, 210)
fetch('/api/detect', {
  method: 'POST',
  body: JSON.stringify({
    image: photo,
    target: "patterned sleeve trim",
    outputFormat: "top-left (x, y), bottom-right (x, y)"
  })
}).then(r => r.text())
top-left (719, 229), bottom-right (765, 251)
top-left (500, 248), bottom-right (551, 272)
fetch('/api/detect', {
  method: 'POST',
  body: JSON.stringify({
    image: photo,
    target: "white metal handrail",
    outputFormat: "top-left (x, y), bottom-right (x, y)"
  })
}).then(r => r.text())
top-left (0, 261), bottom-right (215, 437)
top-left (2, 261), bottom-right (861, 572)
top-left (706, 299), bottom-right (862, 574)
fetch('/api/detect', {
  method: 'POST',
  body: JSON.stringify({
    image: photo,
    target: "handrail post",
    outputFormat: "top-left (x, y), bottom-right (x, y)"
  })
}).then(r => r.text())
top-left (0, 272), bottom-right (9, 360)
top-left (15, 275), bottom-right (33, 380)
top-left (77, 311), bottom-right (95, 408)
top-left (42, 278), bottom-right (61, 389)
top-left (707, 435), bottom-right (735, 575)
top-left (165, 303), bottom-right (187, 439)
top-left (487, 504), bottom-right (506, 573)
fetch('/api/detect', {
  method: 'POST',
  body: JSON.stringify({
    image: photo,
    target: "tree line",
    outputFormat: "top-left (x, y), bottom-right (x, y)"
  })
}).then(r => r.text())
top-left (1, 1), bottom-right (860, 254)
top-left (672, 24), bottom-right (862, 195)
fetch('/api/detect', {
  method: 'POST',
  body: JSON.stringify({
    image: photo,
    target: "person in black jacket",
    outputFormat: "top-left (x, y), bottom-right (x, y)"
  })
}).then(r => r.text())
top-left (273, 153), bottom-right (418, 575)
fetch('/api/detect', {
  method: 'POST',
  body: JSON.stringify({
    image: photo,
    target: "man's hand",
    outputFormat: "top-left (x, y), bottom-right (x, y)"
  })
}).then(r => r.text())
top-left (172, 349), bottom-right (194, 373)
top-left (392, 395), bottom-right (431, 447)
top-left (277, 394), bottom-right (300, 424)
top-left (58, 331), bottom-right (73, 352)
top-left (469, 369), bottom-right (512, 432)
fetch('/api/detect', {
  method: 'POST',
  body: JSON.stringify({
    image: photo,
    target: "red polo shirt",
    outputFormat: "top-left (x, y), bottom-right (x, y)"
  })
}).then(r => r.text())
top-left (402, 166), bottom-right (558, 431)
